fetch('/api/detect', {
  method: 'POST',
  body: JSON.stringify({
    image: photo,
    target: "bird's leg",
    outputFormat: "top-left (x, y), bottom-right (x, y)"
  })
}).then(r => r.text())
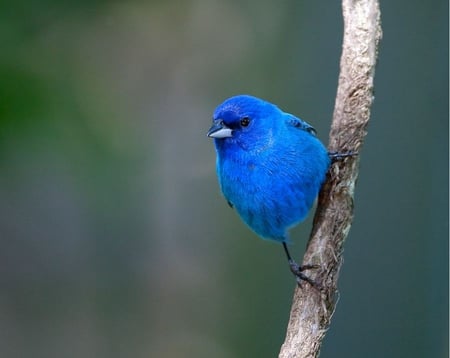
top-left (328, 151), bottom-right (358, 161)
top-left (282, 242), bottom-right (321, 288)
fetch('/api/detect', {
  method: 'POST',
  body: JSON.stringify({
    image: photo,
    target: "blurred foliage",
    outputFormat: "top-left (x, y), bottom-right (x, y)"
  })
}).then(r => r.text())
top-left (0, 1), bottom-right (448, 358)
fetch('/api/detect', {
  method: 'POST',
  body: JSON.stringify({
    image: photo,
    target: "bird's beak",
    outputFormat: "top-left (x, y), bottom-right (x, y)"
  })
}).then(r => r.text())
top-left (207, 120), bottom-right (233, 138)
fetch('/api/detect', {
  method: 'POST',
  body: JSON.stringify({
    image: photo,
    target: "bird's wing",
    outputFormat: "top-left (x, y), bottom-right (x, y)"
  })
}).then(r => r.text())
top-left (285, 114), bottom-right (317, 136)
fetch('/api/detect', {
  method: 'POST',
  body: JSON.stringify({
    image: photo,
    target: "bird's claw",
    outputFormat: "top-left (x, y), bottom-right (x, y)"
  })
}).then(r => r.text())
top-left (328, 151), bottom-right (358, 161)
top-left (288, 260), bottom-right (322, 289)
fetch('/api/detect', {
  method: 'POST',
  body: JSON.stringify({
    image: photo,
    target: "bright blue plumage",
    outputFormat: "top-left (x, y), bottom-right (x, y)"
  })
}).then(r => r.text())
top-left (207, 95), bottom-right (330, 244)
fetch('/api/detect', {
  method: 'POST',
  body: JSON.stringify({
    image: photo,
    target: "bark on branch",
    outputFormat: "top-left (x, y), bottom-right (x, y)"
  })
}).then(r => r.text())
top-left (278, 1), bottom-right (382, 357)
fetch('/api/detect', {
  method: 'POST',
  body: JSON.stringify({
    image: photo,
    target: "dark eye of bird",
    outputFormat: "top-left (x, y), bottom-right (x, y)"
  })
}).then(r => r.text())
top-left (240, 117), bottom-right (250, 127)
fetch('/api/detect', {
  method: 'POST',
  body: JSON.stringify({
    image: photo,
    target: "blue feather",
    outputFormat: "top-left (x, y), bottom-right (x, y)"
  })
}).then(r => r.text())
top-left (208, 95), bottom-right (330, 243)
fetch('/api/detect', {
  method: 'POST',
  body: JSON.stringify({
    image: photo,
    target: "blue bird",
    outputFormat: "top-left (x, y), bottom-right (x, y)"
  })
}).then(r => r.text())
top-left (207, 95), bottom-right (332, 286)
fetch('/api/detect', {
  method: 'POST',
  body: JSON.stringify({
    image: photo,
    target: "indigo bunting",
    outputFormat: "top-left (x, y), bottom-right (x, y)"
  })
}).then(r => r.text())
top-left (207, 95), bottom-right (331, 285)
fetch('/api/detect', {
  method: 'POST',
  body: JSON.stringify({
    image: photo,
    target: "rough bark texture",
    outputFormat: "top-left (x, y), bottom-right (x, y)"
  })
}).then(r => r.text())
top-left (278, 1), bottom-right (382, 357)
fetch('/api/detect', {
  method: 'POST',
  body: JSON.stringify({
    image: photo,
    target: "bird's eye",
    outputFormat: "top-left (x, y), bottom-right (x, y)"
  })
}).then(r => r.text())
top-left (240, 117), bottom-right (250, 127)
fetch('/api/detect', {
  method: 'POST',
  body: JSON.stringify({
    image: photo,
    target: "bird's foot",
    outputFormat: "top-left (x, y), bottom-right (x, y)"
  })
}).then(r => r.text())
top-left (328, 151), bottom-right (358, 161)
top-left (288, 259), bottom-right (322, 289)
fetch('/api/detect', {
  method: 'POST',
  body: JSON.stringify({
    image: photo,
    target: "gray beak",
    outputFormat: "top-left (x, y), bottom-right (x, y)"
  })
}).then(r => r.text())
top-left (207, 120), bottom-right (233, 139)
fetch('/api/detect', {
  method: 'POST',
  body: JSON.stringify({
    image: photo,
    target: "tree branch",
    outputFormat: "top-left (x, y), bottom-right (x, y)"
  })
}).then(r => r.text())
top-left (278, 1), bottom-right (382, 357)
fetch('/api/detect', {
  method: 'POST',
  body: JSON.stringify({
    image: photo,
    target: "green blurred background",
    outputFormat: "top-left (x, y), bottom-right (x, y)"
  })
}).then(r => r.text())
top-left (0, 1), bottom-right (448, 357)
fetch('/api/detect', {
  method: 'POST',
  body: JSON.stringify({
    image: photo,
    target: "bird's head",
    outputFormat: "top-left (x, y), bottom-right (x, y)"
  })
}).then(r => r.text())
top-left (207, 95), bottom-right (281, 152)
